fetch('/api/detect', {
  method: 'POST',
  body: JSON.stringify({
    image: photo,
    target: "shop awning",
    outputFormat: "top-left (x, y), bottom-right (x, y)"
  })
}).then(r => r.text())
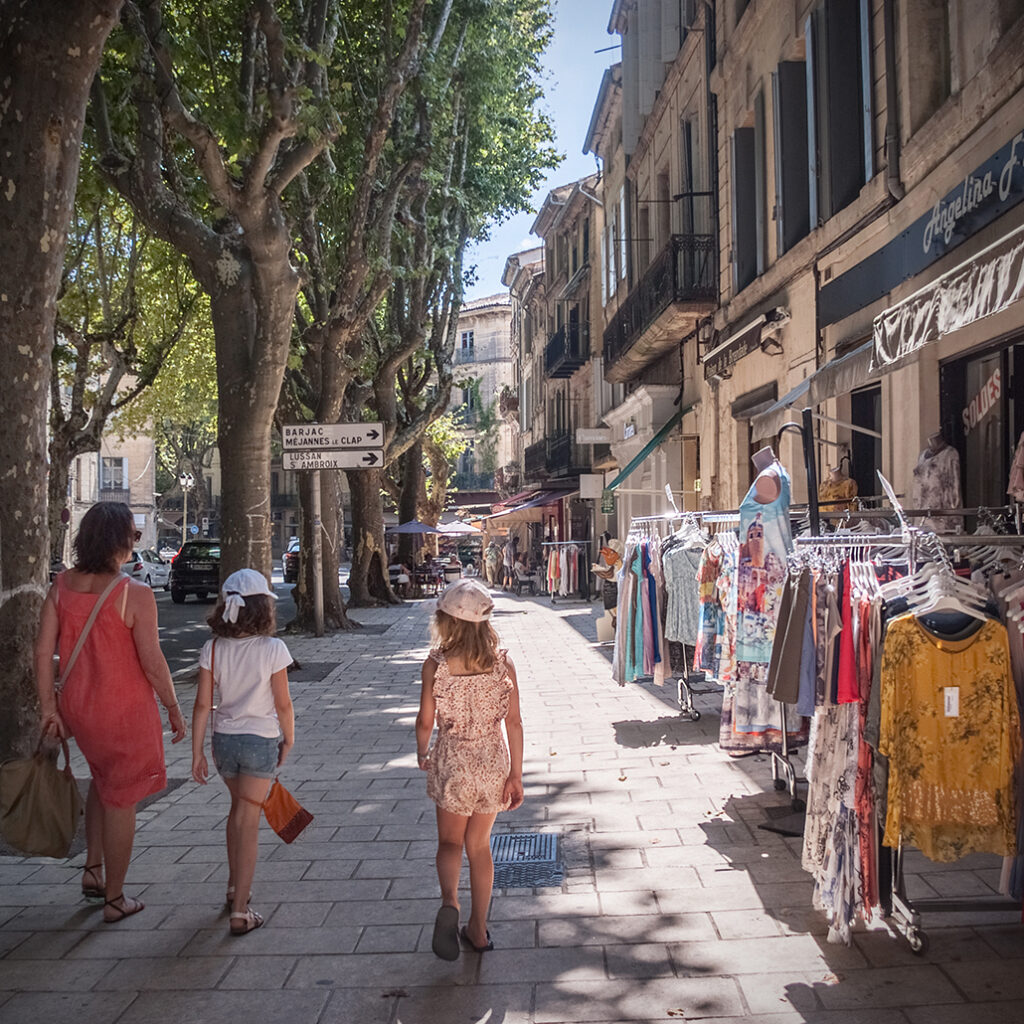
top-left (873, 222), bottom-right (1024, 368)
top-left (605, 404), bottom-right (691, 492)
top-left (749, 341), bottom-right (878, 438)
top-left (747, 379), bottom-right (809, 439)
top-left (481, 489), bottom-right (568, 521)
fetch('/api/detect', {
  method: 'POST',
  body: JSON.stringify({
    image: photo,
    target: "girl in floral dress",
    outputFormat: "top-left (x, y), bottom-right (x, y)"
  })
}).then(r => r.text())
top-left (415, 579), bottom-right (524, 961)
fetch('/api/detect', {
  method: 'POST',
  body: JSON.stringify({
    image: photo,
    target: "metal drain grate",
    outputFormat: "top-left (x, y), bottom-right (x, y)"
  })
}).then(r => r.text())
top-left (491, 832), bottom-right (564, 888)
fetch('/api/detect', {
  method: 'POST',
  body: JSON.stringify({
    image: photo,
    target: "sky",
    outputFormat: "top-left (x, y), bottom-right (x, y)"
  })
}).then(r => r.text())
top-left (463, 0), bottom-right (618, 301)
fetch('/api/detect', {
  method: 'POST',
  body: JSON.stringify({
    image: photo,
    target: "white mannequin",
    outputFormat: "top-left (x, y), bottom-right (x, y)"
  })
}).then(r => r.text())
top-left (750, 445), bottom-right (782, 504)
top-left (925, 431), bottom-right (949, 457)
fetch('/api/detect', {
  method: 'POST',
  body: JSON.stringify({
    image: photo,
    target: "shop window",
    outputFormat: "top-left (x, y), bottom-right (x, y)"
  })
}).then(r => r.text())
top-left (806, 0), bottom-right (872, 225)
top-left (850, 385), bottom-right (882, 503)
top-left (772, 61), bottom-right (810, 254)
top-left (940, 339), bottom-right (1024, 514)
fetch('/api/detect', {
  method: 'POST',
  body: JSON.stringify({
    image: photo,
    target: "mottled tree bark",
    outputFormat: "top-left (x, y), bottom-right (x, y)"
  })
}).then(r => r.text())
top-left (347, 467), bottom-right (398, 607)
top-left (396, 442), bottom-right (423, 564)
top-left (0, 0), bottom-right (124, 759)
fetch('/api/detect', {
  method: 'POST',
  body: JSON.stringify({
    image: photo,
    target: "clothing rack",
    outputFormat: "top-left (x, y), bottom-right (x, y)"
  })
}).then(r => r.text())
top-left (623, 511), bottom-right (721, 719)
top-left (791, 525), bottom-right (1024, 953)
top-left (541, 539), bottom-right (589, 603)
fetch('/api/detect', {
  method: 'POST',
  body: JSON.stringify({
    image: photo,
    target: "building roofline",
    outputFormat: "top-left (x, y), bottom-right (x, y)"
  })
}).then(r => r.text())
top-left (583, 63), bottom-right (622, 157)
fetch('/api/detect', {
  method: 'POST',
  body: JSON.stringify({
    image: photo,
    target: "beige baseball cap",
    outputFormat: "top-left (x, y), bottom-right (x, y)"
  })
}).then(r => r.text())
top-left (436, 578), bottom-right (494, 622)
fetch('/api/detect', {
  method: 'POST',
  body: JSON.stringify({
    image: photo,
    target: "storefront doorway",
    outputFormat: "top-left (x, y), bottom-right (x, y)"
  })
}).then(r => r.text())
top-left (940, 335), bottom-right (1024, 511)
top-left (850, 385), bottom-right (882, 503)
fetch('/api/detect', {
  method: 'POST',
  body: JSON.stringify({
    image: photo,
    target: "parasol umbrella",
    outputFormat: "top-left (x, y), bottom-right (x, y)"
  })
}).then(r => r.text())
top-left (386, 519), bottom-right (442, 535)
top-left (438, 520), bottom-right (481, 535)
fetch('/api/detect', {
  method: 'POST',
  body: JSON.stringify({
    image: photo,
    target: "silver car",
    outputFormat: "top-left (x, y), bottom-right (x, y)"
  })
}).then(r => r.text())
top-left (122, 549), bottom-right (171, 590)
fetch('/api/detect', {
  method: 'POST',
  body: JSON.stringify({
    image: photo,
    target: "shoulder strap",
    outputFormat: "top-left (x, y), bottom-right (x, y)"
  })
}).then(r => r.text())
top-left (58, 574), bottom-right (127, 686)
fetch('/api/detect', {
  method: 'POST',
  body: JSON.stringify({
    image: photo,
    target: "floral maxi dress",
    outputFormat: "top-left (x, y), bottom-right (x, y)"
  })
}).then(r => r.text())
top-left (426, 649), bottom-right (513, 816)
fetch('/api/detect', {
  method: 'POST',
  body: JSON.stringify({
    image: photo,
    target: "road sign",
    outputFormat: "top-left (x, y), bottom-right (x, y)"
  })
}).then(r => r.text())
top-left (190, 524), bottom-right (199, 535)
top-left (282, 422), bottom-right (383, 450)
top-left (283, 449), bottom-right (383, 471)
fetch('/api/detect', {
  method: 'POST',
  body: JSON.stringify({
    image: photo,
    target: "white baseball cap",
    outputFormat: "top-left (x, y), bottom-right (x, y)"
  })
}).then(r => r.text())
top-left (221, 568), bottom-right (276, 622)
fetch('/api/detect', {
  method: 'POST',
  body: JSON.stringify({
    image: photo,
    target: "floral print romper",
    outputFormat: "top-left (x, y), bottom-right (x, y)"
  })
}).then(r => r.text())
top-left (426, 649), bottom-right (513, 817)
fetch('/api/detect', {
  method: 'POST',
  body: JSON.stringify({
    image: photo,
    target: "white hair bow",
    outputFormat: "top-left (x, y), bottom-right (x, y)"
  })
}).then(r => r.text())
top-left (223, 592), bottom-right (246, 623)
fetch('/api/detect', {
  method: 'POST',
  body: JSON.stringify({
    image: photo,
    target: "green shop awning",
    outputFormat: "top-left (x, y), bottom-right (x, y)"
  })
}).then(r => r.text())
top-left (605, 404), bottom-right (691, 492)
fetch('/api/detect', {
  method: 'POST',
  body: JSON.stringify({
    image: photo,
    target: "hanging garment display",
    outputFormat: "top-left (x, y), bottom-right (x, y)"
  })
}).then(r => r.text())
top-left (879, 614), bottom-right (1020, 862)
top-left (731, 463), bottom-right (805, 741)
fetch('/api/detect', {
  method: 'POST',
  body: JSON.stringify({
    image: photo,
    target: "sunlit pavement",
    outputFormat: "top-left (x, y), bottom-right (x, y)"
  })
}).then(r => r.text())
top-left (1, 591), bottom-right (1020, 1022)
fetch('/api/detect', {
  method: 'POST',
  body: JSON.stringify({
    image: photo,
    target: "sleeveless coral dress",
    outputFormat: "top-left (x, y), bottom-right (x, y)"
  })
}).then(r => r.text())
top-left (426, 649), bottom-right (513, 817)
top-left (56, 573), bottom-right (166, 807)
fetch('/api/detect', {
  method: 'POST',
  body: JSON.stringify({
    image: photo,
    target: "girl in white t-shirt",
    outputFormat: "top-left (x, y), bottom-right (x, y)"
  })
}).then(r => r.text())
top-left (191, 569), bottom-right (294, 936)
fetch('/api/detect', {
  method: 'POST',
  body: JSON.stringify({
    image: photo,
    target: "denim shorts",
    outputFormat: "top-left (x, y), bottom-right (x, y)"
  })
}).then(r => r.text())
top-left (212, 732), bottom-right (279, 779)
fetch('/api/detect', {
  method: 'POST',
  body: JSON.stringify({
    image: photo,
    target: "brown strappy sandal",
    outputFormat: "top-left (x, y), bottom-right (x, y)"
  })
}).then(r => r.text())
top-left (103, 894), bottom-right (145, 923)
top-left (81, 864), bottom-right (105, 902)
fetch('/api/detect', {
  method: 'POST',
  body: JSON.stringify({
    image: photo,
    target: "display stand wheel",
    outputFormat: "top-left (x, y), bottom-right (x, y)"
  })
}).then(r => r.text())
top-left (791, 797), bottom-right (805, 812)
top-left (906, 929), bottom-right (929, 956)
top-left (773, 778), bottom-right (787, 791)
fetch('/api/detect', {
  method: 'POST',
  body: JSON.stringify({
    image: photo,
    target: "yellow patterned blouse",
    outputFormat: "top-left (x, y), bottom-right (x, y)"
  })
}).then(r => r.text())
top-left (879, 614), bottom-right (1020, 862)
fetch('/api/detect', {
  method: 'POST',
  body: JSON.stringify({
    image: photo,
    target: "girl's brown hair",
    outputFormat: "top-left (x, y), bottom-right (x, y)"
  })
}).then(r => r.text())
top-left (73, 501), bottom-right (135, 574)
top-left (208, 594), bottom-right (277, 638)
top-left (430, 609), bottom-right (500, 672)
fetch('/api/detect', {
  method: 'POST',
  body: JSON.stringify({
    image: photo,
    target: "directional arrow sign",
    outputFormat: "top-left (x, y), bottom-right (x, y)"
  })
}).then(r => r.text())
top-left (282, 422), bottom-right (384, 450)
top-left (283, 449), bottom-right (382, 471)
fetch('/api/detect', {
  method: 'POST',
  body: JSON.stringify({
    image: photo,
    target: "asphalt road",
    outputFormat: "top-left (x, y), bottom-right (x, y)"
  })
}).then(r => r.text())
top-left (156, 573), bottom-right (298, 677)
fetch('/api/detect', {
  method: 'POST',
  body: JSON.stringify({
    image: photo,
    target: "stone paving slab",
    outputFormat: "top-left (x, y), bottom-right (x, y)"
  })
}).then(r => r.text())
top-left (1, 591), bottom-right (1023, 1021)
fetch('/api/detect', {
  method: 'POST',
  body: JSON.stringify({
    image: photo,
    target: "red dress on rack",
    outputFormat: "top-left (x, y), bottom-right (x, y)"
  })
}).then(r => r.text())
top-left (56, 573), bottom-right (166, 807)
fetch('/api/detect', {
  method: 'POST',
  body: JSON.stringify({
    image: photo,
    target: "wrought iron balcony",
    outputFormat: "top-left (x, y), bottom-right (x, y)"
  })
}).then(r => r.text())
top-left (603, 233), bottom-right (716, 380)
top-left (546, 431), bottom-right (588, 476)
top-left (524, 440), bottom-right (547, 479)
top-left (99, 488), bottom-right (132, 505)
top-left (544, 322), bottom-right (590, 379)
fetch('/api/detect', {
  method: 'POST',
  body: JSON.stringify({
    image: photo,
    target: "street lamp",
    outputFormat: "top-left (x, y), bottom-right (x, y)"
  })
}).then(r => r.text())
top-left (179, 472), bottom-right (195, 546)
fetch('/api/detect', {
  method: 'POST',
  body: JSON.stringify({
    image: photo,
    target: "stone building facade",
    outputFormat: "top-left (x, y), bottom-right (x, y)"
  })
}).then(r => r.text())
top-left (565, 0), bottom-right (1024, 527)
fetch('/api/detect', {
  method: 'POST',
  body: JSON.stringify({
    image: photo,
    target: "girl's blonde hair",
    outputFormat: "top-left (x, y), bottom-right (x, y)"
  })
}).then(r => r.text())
top-left (430, 609), bottom-right (500, 672)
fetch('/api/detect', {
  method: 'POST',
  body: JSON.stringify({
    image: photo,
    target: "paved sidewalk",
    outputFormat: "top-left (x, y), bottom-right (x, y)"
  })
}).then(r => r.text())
top-left (1, 593), bottom-right (1022, 1023)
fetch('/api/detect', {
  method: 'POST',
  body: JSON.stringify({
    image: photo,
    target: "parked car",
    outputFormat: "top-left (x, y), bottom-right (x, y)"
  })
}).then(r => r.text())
top-left (169, 539), bottom-right (221, 603)
top-left (283, 537), bottom-right (300, 583)
top-left (157, 536), bottom-right (180, 562)
top-left (122, 549), bottom-right (171, 590)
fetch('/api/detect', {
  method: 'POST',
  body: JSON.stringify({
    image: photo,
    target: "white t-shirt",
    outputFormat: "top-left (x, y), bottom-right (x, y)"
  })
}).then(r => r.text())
top-left (199, 635), bottom-right (292, 738)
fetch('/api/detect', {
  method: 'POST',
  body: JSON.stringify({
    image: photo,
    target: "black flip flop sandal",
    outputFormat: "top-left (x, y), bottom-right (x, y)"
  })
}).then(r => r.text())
top-left (459, 924), bottom-right (494, 952)
top-left (431, 905), bottom-right (460, 961)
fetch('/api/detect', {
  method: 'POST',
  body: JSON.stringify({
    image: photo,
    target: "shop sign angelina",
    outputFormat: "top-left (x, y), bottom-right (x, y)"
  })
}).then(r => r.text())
top-left (820, 125), bottom-right (1024, 327)
top-left (922, 132), bottom-right (1024, 256)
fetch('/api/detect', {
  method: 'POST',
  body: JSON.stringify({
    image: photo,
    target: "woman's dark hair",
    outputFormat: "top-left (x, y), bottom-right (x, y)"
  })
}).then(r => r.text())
top-left (72, 502), bottom-right (135, 574)
top-left (208, 594), bottom-right (277, 638)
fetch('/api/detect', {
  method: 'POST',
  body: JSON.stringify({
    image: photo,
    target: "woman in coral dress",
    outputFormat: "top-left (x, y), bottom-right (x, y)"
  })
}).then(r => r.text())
top-left (35, 502), bottom-right (186, 922)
